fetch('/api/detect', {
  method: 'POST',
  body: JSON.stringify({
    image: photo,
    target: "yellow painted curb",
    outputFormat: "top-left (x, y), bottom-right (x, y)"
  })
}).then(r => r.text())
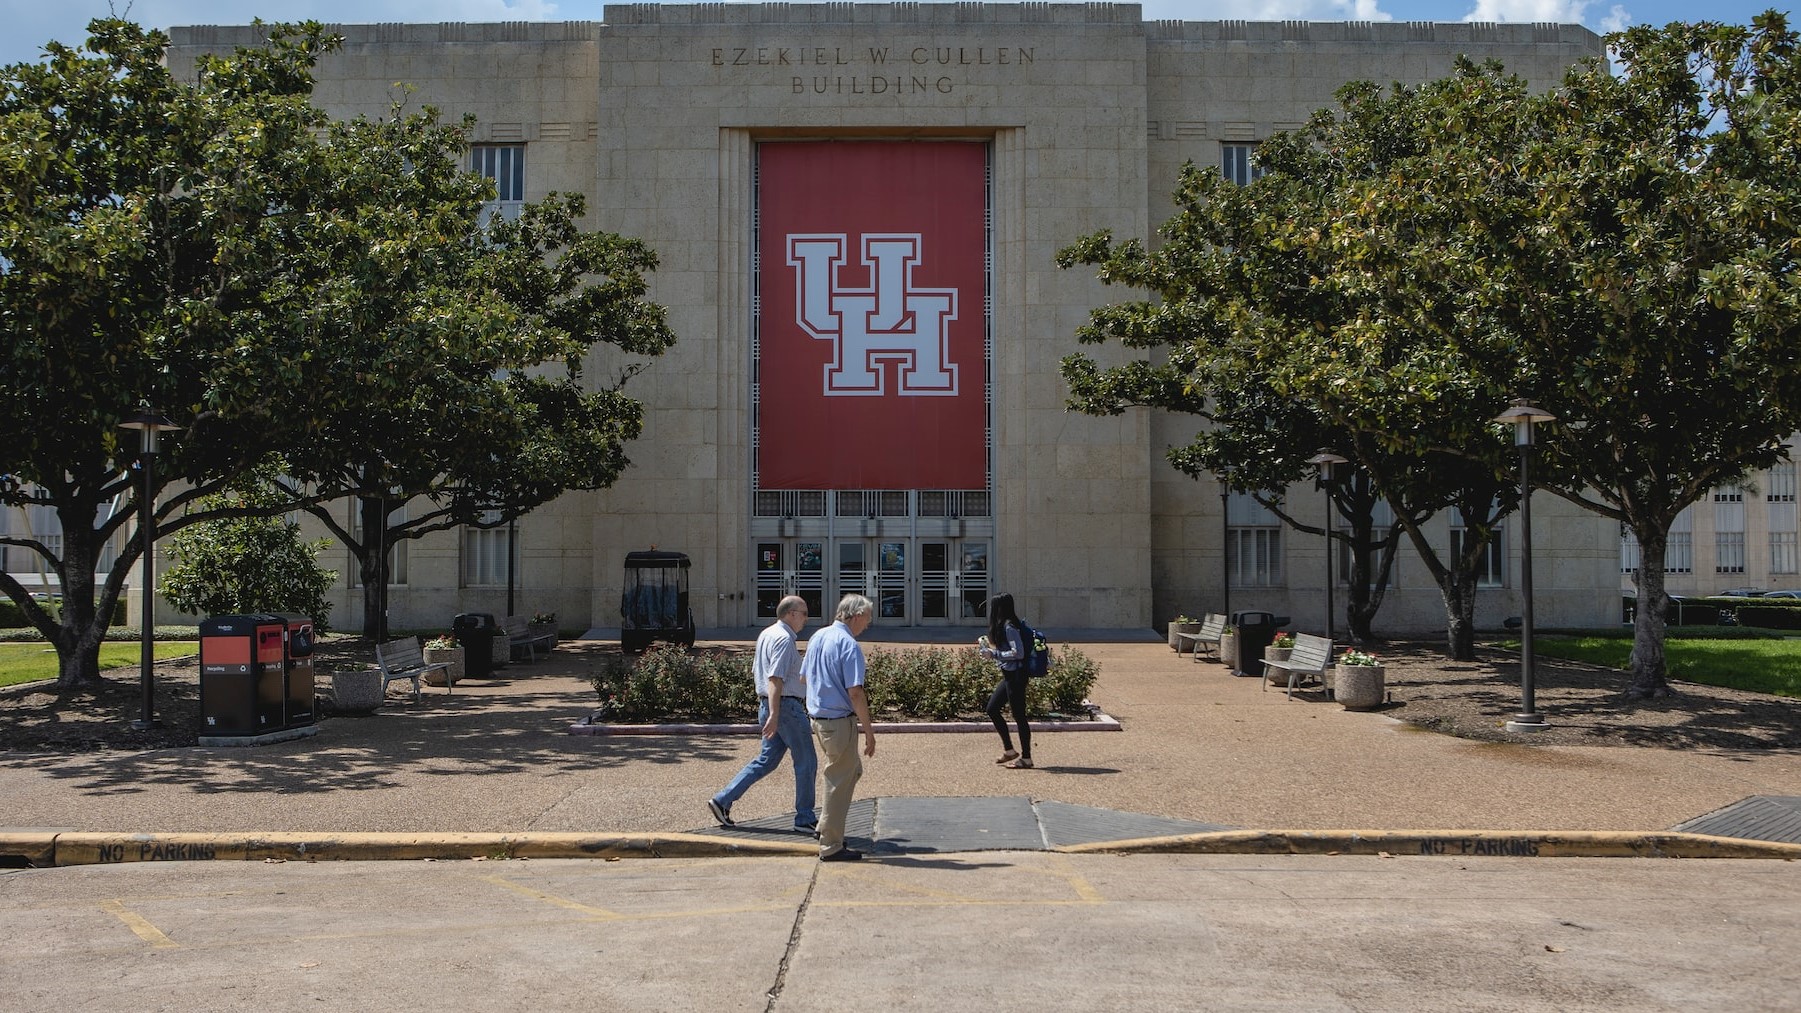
top-left (1055, 829), bottom-right (1801, 860)
top-left (48, 831), bottom-right (814, 866)
top-left (0, 832), bottom-right (58, 867)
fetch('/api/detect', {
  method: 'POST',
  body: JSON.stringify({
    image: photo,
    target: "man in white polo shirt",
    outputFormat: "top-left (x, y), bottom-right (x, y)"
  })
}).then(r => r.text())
top-left (707, 595), bottom-right (818, 835)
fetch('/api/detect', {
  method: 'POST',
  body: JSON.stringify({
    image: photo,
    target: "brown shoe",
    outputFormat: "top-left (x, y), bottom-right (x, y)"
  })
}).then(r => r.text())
top-left (1004, 757), bottom-right (1034, 769)
top-left (995, 750), bottom-right (1019, 765)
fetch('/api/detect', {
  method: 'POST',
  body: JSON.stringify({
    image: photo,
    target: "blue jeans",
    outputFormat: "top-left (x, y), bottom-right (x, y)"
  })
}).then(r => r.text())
top-left (713, 697), bottom-right (818, 829)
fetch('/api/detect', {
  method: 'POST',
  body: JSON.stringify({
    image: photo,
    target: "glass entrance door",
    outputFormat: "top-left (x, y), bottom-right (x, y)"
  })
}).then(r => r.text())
top-left (919, 539), bottom-right (990, 624)
top-left (756, 540), bottom-right (825, 625)
top-left (761, 537), bottom-right (987, 627)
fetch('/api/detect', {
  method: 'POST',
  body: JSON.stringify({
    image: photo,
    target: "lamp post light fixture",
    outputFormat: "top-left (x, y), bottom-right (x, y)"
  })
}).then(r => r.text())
top-left (1307, 450), bottom-right (1349, 644)
top-left (118, 403), bottom-right (181, 730)
top-left (1495, 399), bottom-right (1556, 732)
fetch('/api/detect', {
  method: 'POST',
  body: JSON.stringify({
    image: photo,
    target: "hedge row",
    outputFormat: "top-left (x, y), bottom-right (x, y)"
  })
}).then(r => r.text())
top-left (591, 643), bottom-right (1101, 723)
top-left (0, 597), bottom-right (128, 629)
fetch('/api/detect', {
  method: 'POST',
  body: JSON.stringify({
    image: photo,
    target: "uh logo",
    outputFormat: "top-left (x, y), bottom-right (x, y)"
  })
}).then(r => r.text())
top-left (787, 233), bottom-right (959, 397)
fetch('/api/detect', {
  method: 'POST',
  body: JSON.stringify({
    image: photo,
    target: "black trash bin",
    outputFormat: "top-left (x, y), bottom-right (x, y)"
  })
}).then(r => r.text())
top-left (453, 612), bottom-right (499, 680)
top-left (1230, 610), bottom-right (1290, 676)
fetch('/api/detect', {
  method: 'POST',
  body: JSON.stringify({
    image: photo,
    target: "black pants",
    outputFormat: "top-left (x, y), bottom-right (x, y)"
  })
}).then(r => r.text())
top-left (986, 668), bottom-right (1031, 759)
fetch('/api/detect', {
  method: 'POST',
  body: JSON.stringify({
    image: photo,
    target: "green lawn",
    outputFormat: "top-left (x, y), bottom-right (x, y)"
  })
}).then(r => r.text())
top-left (1531, 634), bottom-right (1801, 698)
top-left (0, 642), bottom-right (199, 689)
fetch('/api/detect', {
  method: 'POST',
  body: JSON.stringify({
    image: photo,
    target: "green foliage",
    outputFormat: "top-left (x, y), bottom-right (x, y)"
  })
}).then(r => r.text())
top-left (1532, 634), bottom-right (1801, 698)
top-left (590, 644), bottom-right (1103, 722)
top-left (0, 18), bottom-right (673, 682)
top-left (1734, 606), bottom-right (1801, 631)
top-left (0, 642), bottom-right (199, 689)
top-left (0, 597), bottom-right (126, 629)
top-left (159, 480), bottom-right (338, 630)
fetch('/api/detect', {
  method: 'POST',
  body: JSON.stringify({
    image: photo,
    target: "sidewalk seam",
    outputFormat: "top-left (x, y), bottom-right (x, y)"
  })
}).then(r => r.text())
top-left (765, 859), bottom-right (821, 1011)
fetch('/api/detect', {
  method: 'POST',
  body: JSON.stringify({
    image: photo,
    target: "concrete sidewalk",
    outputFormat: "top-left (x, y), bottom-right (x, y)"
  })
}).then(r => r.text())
top-left (2, 636), bottom-right (1799, 856)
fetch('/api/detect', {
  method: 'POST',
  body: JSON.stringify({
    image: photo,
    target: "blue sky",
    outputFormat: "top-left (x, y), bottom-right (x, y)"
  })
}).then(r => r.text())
top-left (1, 0), bottom-right (1791, 70)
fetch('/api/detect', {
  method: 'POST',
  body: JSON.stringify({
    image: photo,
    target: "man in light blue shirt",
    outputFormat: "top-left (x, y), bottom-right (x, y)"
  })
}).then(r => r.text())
top-left (803, 593), bottom-right (876, 861)
top-left (708, 595), bottom-right (817, 834)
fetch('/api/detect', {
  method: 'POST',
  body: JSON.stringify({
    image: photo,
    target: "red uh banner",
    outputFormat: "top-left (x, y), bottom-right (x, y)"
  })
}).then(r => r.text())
top-left (757, 140), bottom-right (988, 490)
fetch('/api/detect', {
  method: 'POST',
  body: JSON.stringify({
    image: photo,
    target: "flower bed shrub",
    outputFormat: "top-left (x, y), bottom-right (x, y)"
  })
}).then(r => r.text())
top-left (591, 643), bottom-right (1100, 722)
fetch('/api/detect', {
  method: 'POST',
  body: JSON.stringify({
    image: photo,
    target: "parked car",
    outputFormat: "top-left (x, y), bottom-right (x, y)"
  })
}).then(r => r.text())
top-left (1721, 587), bottom-right (1768, 597)
top-left (1762, 589), bottom-right (1801, 598)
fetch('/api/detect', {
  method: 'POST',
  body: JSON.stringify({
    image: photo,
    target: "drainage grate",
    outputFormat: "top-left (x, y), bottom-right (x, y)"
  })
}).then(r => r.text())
top-left (688, 796), bottom-right (1238, 853)
top-left (1671, 796), bottom-right (1801, 845)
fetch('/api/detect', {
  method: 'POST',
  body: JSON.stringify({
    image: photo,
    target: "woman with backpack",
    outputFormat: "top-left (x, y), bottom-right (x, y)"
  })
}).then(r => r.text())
top-left (978, 592), bottom-right (1033, 769)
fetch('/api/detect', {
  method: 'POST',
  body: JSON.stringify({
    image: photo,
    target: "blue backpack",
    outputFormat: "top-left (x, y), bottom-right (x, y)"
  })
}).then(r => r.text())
top-left (1020, 621), bottom-right (1050, 678)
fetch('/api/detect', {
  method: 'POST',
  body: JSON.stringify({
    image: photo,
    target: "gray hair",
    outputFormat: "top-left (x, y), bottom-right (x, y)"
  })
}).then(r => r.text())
top-left (777, 595), bottom-right (808, 618)
top-left (834, 594), bottom-right (874, 622)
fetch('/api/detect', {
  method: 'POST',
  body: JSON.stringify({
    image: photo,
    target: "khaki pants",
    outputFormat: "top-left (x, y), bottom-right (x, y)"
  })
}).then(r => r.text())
top-left (810, 715), bottom-right (862, 856)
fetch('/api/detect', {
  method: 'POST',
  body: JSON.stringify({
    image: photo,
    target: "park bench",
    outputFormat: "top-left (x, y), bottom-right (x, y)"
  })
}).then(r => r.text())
top-left (502, 615), bottom-right (555, 663)
top-left (1260, 632), bottom-right (1334, 699)
top-left (374, 638), bottom-right (448, 699)
top-left (1175, 613), bottom-right (1228, 662)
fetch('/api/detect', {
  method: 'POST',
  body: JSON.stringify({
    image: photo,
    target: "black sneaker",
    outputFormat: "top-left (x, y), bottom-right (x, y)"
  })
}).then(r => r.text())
top-left (795, 824), bottom-right (819, 838)
top-left (820, 847), bottom-right (863, 862)
top-left (707, 799), bottom-right (734, 827)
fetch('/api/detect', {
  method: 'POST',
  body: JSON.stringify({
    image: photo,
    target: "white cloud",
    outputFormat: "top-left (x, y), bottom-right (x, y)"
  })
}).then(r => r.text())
top-left (1140, 0), bottom-right (1393, 18)
top-left (1463, 0), bottom-right (1591, 22)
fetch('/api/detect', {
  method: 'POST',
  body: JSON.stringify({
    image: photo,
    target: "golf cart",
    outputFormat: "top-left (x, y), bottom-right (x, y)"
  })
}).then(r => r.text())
top-left (620, 549), bottom-right (696, 653)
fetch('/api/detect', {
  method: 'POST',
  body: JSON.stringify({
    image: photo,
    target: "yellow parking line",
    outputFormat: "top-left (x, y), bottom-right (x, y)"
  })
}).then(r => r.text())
top-left (479, 875), bottom-right (625, 919)
top-left (99, 899), bottom-right (179, 949)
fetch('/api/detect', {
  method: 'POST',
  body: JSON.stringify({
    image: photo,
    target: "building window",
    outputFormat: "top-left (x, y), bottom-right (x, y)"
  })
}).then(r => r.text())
top-left (1770, 461), bottom-right (1797, 574)
top-left (1226, 492), bottom-right (1282, 587)
top-left (1220, 143), bottom-right (1263, 186)
top-left (1620, 524), bottom-right (1639, 575)
top-left (1451, 524), bottom-right (1505, 589)
top-left (472, 144), bottom-right (525, 224)
top-left (1772, 532), bottom-right (1797, 575)
top-left (461, 510), bottom-right (518, 587)
top-left (1665, 507), bottom-right (1693, 574)
top-left (1714, 485), bottom-right (1746, 574)
top-left (1716, 532), bottom-right (1747, 574)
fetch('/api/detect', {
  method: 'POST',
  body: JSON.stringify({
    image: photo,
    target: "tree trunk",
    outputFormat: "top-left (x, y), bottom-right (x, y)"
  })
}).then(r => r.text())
top-left (1627, 528), bottom-right (1674, 700)
top-left (1442, 574), bottom-right (1477, 661)
top-left (355, 496), bottom-right (392, 641)
top-left (52, 498), bottom-right (113, 689)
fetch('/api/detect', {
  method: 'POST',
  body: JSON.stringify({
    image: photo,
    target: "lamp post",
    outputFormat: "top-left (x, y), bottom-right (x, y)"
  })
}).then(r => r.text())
top-left (1307, 450), bottom-right (1349, 644)
top-left (1495, 400), bottom-right (1556, 732)
top-left (1219, 484), bottom-right (1232, 620)
top-left (118, 404), bottom-right (180, 730)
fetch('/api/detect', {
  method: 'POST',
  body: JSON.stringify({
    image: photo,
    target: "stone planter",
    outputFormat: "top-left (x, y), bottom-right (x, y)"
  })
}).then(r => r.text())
top-left (423, 646), bottom-right (464, 686)
top-left (1218, 632), bottom-right (1239, 672)
top-left (1170, 621), bottom-right (1200, 652)
top-left (491, 633), bottom-right (509, 669)
top-left (1335, 664), bottom-right (1386, 710)
top-left (331, 669), bottom-right (384, 713)
top-left (1265, 646), bottom-right (1293, 664)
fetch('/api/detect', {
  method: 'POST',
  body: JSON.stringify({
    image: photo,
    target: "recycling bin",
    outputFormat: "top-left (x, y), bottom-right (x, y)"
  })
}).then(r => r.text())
top-left (453, 612), bottom-right (499, 680)
top-left (1230, 610), bottom-right (1289, 676)
top-left (199, 614), bottom-right (287, 736)
top-left (271, 613), bottom-right (316, 728)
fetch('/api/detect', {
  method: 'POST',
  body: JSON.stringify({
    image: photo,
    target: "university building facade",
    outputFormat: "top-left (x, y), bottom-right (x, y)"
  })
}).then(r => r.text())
top-left (150, 4), bottom-right (1621, 636)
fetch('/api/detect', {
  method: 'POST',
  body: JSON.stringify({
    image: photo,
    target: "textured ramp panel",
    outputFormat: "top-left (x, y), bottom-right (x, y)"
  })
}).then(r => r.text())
top-left (1035, 800), bottom-right (1234, 847)
top-left (1672, 796), bottom-right (1801, 844)
top-left (873, 796), bottom-right (1044, 854)
top-left (690, 796), bottom-right (1239, 853)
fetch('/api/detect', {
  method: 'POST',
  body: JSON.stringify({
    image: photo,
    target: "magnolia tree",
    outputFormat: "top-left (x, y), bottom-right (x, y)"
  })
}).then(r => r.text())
top-left (0, 20), bottom-right (674, 686)
top-left (1327, 16), bottom-right (1801, 697)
